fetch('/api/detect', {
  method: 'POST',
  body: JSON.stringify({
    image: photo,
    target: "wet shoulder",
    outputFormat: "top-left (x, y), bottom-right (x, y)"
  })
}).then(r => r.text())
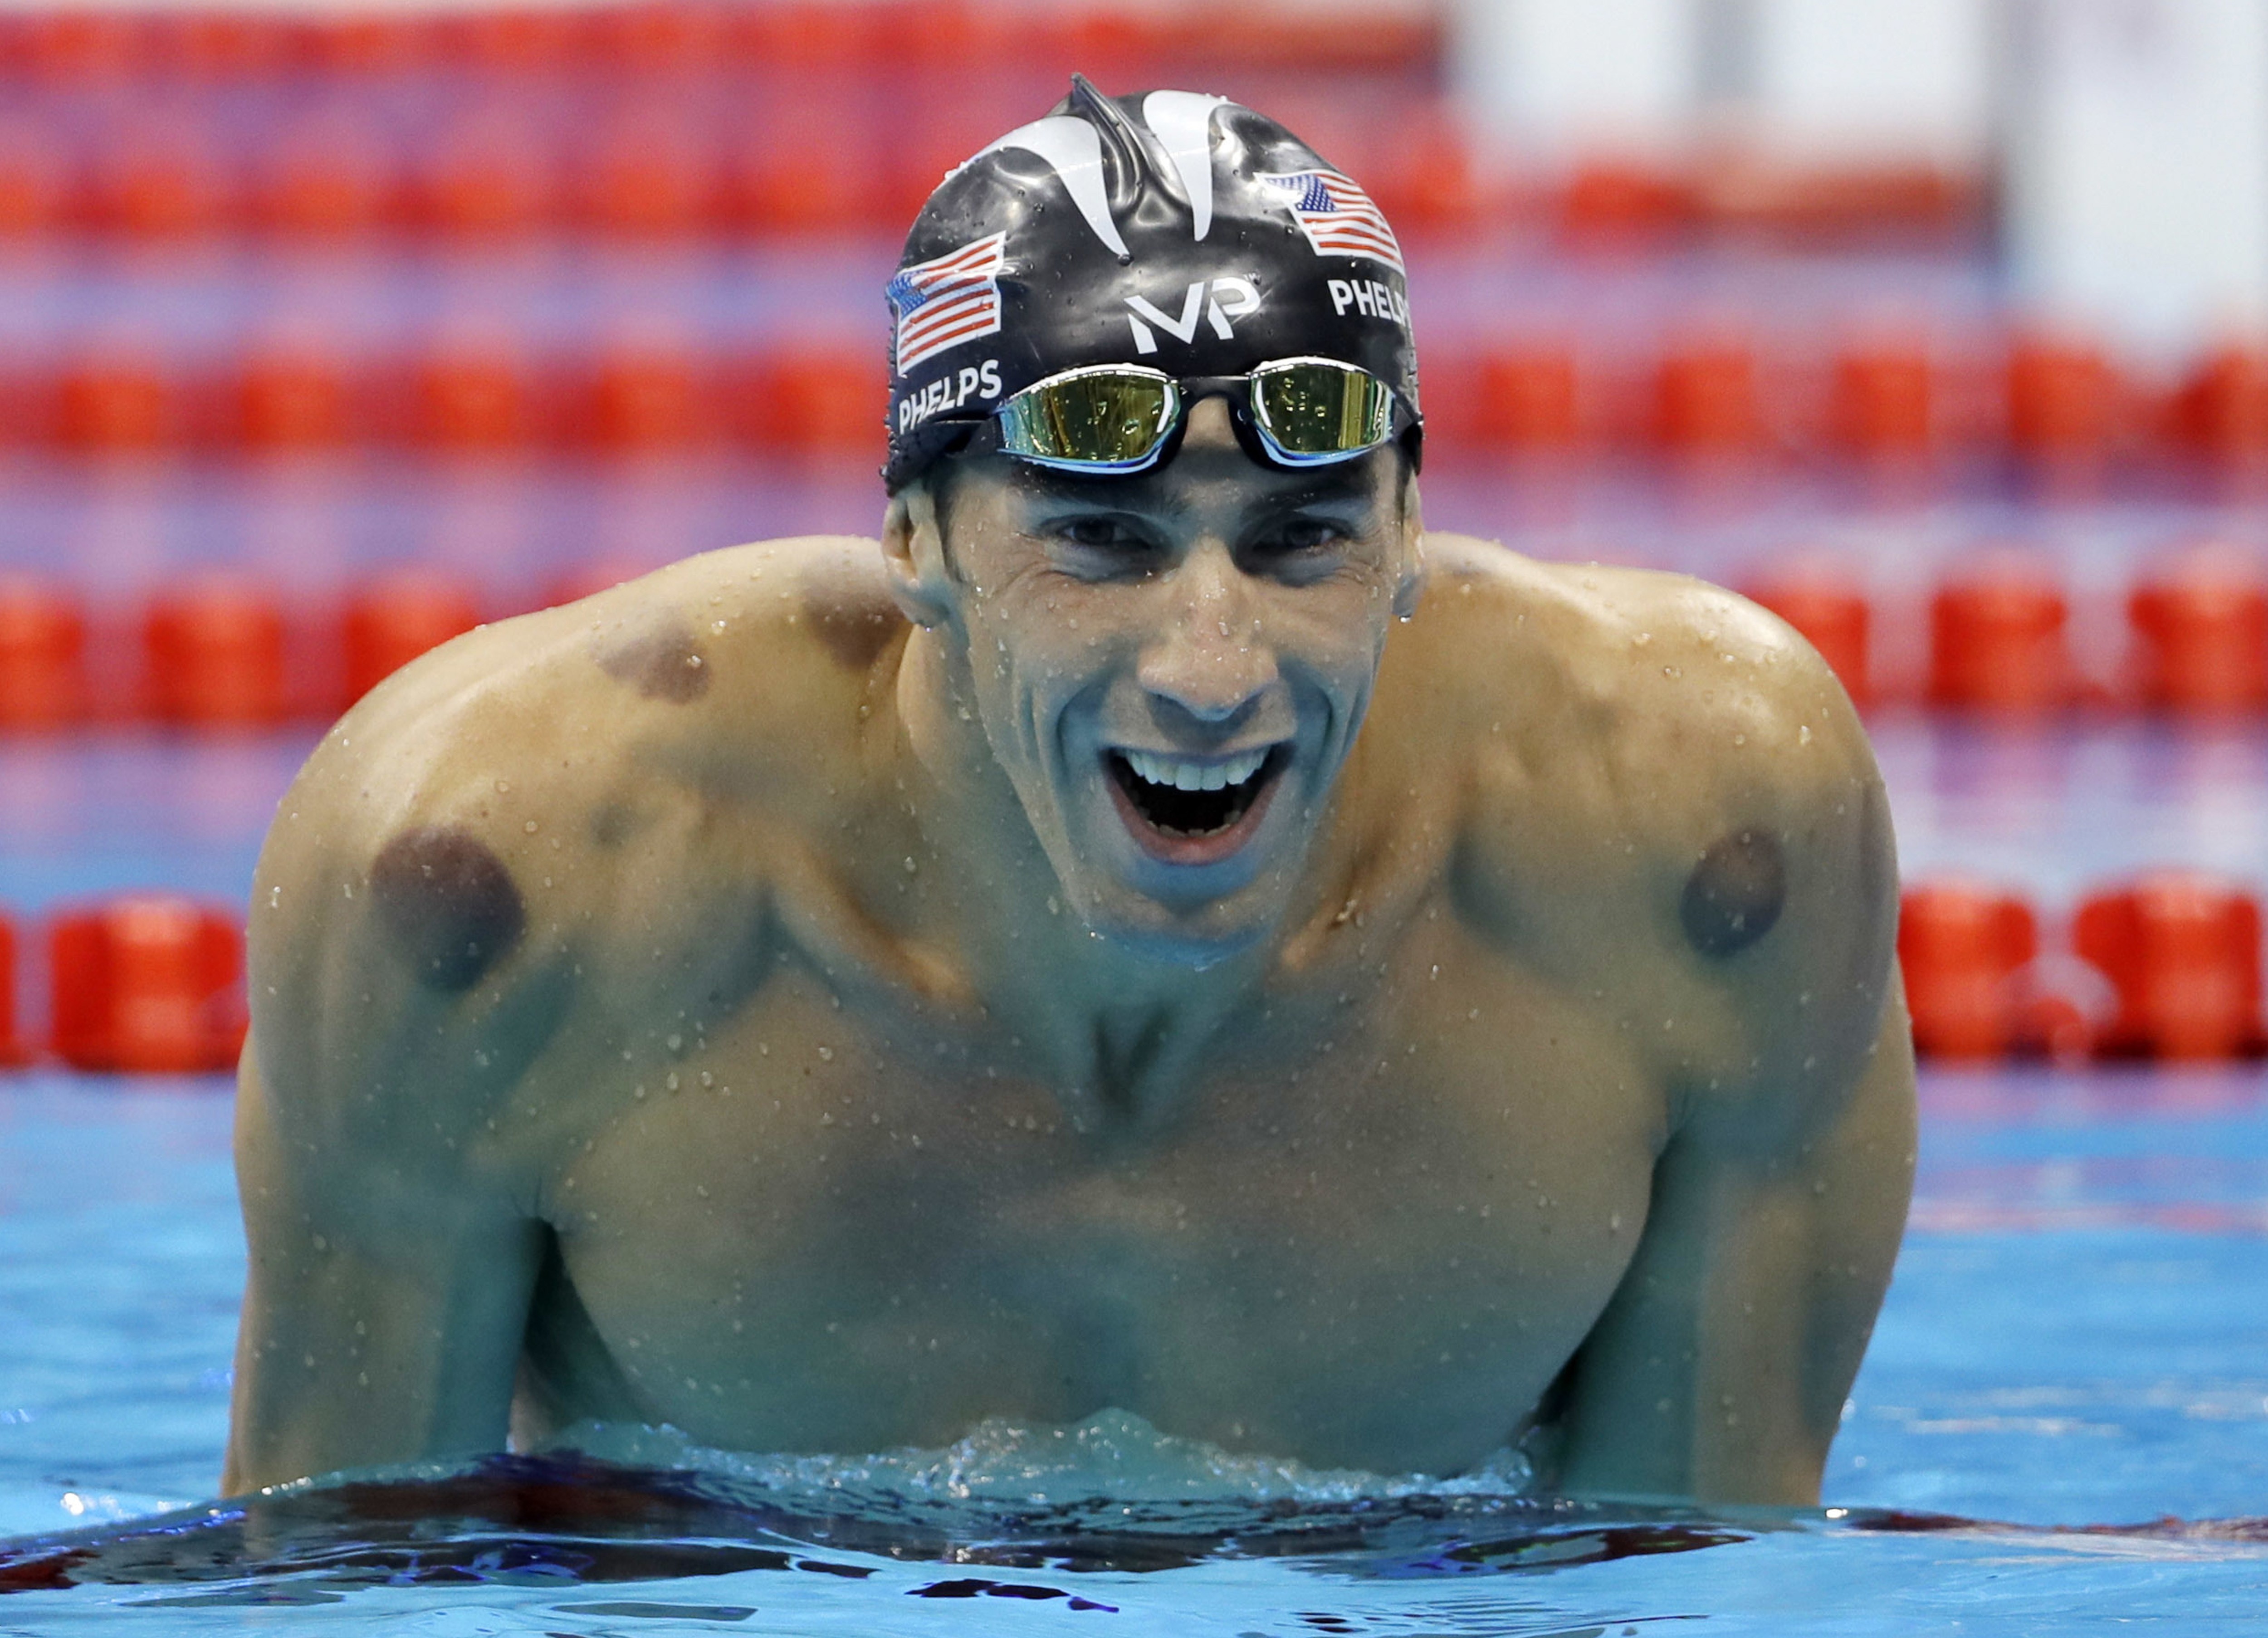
top-left (1404, 536), bottom-right (1883, 958)
top-left (254, 538), bottom-right (909, 1005)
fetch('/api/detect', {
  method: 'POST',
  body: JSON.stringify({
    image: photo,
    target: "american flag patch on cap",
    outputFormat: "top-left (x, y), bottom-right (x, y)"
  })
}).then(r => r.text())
top-left (1258, 170), bottom-right (1403, 275)
top-left (888, 232), bottom-right (1008, 375)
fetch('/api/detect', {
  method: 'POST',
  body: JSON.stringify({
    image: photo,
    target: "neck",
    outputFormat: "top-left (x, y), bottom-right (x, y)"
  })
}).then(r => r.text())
top-left (888, 625), bottom-right (1281, 1133)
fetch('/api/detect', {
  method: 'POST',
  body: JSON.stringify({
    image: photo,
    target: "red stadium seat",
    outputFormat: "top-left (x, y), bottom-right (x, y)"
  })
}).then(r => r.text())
top-left (49, 896), bottom-right (247, 1073)
top-left (2076, 875), bottom-right (2264, 1061)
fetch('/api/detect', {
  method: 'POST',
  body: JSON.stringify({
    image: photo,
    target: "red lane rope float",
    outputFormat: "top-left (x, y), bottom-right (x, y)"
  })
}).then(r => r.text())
top-left (341, 571), bottom-right (483, 707)
top-left (1742, 565), bottom-right (1872, 709)
top-left (142, 575), bottom-right (289, 729)
top-left (1832, 339), bottom-right (1936, 466)
top-left (2129, 547), bottom-right (2268, 717)
top-left (1653, 337), bottom-right (1764, 460)
top-left (49, 895), bottom-right (246, 1074)
top-left (0, 910), bottom-right (22, 1066)
top-left (0, 575), bottom-right (88, 730)
top-left (2075, 874), bottom-right (2265, 1062)
top-left (1898, 879), bottom-right (2044, 1061)
top-left (1928, 555), bottom-right (2074, 716)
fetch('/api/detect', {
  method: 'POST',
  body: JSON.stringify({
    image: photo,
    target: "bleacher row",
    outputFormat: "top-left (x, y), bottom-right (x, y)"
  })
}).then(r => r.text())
top-left (5, 332), bottom-right (2268, 469)
top-left (1, 548), bottom-right (2259, 733)
top-left (0, 870), bottom-right (2253, 1076)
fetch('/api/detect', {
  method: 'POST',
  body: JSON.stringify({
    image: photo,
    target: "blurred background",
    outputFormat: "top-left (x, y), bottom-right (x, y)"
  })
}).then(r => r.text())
top-left (0, 0), bottom-right (2262, 1071)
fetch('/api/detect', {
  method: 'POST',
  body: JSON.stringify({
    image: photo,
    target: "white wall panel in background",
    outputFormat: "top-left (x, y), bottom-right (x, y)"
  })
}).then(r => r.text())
top-left (2005, 0), bottom-right (2268, 358)
top-left (1450, 0), bottom-right (1701, 162)
top-left (1747, 0), bottom-right (1993, 165)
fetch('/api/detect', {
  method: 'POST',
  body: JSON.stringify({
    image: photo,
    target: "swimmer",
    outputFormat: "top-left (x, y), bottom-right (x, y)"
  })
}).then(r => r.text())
top-left (224, 82), bottom-right (1913, 1506)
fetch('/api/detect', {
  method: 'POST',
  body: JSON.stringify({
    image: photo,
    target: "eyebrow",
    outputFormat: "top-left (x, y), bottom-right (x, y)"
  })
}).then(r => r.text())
top-left (1005, 455), bottom-right (1386, 515)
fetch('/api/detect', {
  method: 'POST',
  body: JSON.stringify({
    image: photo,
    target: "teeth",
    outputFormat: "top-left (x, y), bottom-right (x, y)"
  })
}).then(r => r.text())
top-left (1122, 747), bottom-right (1270, 792)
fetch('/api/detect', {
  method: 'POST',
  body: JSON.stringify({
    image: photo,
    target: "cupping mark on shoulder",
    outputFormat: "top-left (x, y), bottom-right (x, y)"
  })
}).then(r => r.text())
top-left (798, 554), bottom-right (907, 672)
top-left (371, 826), bottom-right (528, 992)
top-left (593, 618), bottom-right (710, 703)
top-left (1680, 828), bottom-right (1785, 958)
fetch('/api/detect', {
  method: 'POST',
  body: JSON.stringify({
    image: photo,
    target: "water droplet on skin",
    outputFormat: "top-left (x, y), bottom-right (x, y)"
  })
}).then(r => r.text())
top-left (1799, 724), bottom-right (1813, 744)
top-left (495, 780), bottom-right (509, 794)
top-left (633, 1084), bottom-right (647, 1099)
top-left (817, 1046), bottom-right (834, 1061)
top-left (524, 819), bottom-right (538, 833)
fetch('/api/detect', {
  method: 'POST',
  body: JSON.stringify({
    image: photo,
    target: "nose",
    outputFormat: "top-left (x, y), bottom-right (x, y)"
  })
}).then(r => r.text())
top-left (1137, 538), bottom-right (1278, 727)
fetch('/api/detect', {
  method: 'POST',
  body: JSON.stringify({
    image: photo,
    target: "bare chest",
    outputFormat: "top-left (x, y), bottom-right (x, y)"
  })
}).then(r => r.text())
top-left (535, 954), bottom-right (1665, 1473)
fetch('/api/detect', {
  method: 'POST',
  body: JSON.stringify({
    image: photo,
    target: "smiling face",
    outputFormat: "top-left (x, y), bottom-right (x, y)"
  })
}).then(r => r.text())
top-left (887, 399), bottom-right (1422, 965)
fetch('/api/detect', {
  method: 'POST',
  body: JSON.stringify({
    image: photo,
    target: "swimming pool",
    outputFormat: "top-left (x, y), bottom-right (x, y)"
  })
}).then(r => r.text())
top-left (1, 724), bottom-right (2265, 1634)
top-left (2, 1061), bottom-right (2263, 1634)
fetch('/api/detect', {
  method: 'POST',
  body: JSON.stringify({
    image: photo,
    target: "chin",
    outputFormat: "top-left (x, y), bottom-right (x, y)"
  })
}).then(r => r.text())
top-left (1062, 880), bottom-right (1281, 970)
top-left (1040, 743), bottom-right (1317, 969)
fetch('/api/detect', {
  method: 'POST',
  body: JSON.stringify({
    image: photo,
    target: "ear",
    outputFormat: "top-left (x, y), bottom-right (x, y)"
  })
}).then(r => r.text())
top-left (880, 484), bottom-right (954, 630)
top-left (1391, 469), bottom-right (1426, 621)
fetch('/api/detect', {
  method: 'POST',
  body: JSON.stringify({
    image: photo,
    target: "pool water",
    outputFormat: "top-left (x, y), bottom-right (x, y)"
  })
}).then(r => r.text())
top-left (2, 1062), bottom-right (2264, 1635)
top-left (1, 721), bottom-right (2266, 1633)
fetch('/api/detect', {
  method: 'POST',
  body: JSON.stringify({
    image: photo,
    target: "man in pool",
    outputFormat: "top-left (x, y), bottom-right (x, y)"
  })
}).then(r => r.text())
top-left (223, 83), bottom-right (1914, 1507)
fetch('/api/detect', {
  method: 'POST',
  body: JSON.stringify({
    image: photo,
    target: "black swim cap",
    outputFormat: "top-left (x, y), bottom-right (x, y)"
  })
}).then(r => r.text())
top-left (883, 77), bottom-right (1421, 492)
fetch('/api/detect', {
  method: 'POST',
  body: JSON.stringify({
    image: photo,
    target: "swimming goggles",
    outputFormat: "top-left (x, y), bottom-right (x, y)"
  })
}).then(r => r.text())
top-left (975, 357), bottom-right (1418, 477)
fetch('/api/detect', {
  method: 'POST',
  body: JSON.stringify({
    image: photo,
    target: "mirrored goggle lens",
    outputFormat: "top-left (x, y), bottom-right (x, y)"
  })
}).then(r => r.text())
top-left (1250, 361), bottom-right (1396, 462)
top-left (997, 370), bottom-right (1178, 471)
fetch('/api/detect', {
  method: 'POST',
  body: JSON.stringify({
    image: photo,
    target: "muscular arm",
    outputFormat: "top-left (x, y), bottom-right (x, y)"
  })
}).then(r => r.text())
top-left (222, 650), bottom-right (580, 1494)
top-left (1554, 995), bottom-right (1915, 1505)
top-left (1435, 551), bottom-right (1915, 1506)
top-left (1548, 576), bottom-right (1914, 1506)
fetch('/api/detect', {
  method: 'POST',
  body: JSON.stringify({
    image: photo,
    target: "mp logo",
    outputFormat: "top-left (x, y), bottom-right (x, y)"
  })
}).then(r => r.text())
top-left (1125, 277), bottom-right (1262, 354)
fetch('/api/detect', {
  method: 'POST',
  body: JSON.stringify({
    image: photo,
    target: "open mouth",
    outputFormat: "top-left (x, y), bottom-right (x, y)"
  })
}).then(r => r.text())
top-left (1105, 743), bottom-right (1287, 862)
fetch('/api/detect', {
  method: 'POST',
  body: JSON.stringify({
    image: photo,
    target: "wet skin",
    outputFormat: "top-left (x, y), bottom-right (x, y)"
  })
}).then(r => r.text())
top-left (225, 403), bottom-right (1914, 1506)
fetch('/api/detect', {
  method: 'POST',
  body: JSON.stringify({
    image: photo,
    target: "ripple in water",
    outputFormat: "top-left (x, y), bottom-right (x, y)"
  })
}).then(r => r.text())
top-left (5, 1410), bottom-right (2252, 1607)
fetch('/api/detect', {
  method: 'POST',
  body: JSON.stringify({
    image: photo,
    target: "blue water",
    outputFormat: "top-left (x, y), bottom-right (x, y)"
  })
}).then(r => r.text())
top-left (2, 1065), bottom-right (2263, 1633)
top-left (0, 724), bottom-right (2265, 1633)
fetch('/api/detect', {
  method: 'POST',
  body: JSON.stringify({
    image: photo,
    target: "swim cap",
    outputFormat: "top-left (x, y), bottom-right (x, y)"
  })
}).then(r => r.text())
top-left (883, 77), bottom-right (1421, 491)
